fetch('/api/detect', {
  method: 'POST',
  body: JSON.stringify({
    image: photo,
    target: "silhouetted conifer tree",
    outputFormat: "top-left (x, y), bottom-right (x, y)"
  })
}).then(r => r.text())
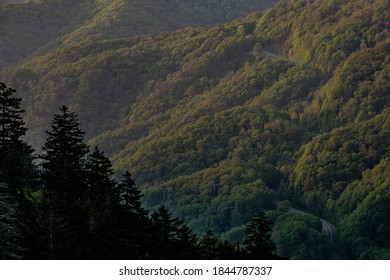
top-left (197, 229), bottom-right (239, 259)
top-left (175, 223), bottom-right (198, 259)
top-left (242, 212), bottom-right (276, 259)
top-left (40, 106), bottom-right (89, 259)
top-left (150, 204), bottom-right (197, 259)
top-left (197, 230), bottom-right (219, 259)
top-left (115, 171), bottom-right (152, 259)
top-left (0, 83), bottom-right (38, 259)
top-left (84, 146), bottom-right (120, 259)
top-left (42, 105), bottom-right (89, 204)
top-left (118, 172), bottom-right (147, 218)
top-left (0, 82), bottom-right (37, 191)
top-left (85, 147), bottom-right (117, 201)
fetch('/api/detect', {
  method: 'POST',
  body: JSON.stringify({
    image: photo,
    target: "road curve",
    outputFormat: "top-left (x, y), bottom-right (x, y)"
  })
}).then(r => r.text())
top-left (287, 206), bottom-right (342, 260)
top-left (262, 50), bottom-right (283, 59)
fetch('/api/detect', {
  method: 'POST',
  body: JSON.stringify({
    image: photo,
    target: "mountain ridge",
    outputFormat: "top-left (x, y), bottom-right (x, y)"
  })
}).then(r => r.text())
top-left (0, 0), bottom-right (276, 69)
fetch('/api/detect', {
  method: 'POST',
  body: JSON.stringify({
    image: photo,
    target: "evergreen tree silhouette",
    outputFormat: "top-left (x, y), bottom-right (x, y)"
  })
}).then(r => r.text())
top-left (116, 171), bottom-right (152, 259)
top-left (40, 106), bottom-right (89, 259)
top-left (243, 212), bottom-right (276, 259)
top-left (118, 171), bottom-right (147, 218)
top-left (0, 83), bottom-right (38, 259)
top-left (0, 82), bottom-right (37, 191)
top-left (84, 146), bottom-right (119, 259)
top-left (196, 229), bottom-right (238, 259)
top-left (197, 230), bottom-right (219, 259)
top-left (42, 105), bottom-right (89, 204)
top-left (150, 204), bottom-right (191, 259)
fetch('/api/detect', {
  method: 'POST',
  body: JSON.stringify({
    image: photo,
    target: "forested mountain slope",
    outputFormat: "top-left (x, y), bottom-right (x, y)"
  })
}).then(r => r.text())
top-left (1, 0), bottom-right (389, 259)
top-left (0, 0), bottom-right (276, 68)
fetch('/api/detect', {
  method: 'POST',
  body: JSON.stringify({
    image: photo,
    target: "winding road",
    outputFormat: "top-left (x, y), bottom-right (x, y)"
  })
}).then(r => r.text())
top-left (261, 49), bottom-right (342, 259)
top-left (287, 207), bottom-right (342, 260)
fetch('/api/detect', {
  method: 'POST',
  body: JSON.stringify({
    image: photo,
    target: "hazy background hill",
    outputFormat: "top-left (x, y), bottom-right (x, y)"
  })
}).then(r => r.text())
top-left (0, 0), bottom-right (26, 4)
top-left (0, 0), bottom-right (276, 69)
top-left (0, 0), bottom-right (389, 259)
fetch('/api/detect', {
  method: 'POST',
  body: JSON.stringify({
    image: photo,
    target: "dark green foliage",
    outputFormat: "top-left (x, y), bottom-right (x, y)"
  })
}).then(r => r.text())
top-left (269, 210), bottom-right (333, 260)
top-left (337, 156), bottom-right (390, 259)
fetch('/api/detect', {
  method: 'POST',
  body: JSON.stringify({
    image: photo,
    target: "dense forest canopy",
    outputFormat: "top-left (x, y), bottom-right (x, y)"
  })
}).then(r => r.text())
top-left (0, 0), bottom-right (389, 259)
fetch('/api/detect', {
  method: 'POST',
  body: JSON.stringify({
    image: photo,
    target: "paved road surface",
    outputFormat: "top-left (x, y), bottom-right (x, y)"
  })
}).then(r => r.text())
top-left (262, 50), bottom-right (284, 60)
top-left (288, 207), bottom-right (342, 260)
